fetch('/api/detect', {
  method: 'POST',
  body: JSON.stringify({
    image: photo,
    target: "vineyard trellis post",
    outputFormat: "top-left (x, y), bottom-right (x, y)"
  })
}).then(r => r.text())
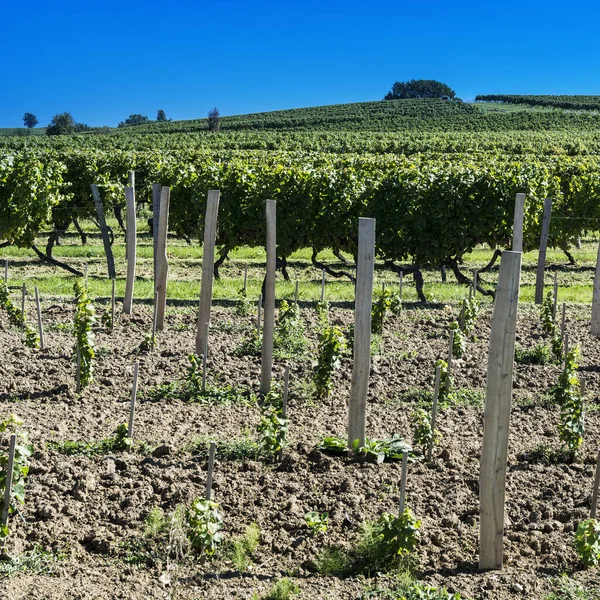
top-left (123, 185), bottom-right (136, 314)
top-left (196, 190), bottom-right (220, 354)
top-left (90, 184), bottom-right (116, 279)
top-left (155, 186), bottom-right (170, 331)
top-left (592, 237), bottom-right (600, 336)
top-left (534, 198), bottom-right (552, 304)
top-left (35, 286), bottom-right (44, 350)
top-left (591, 449), bottom-right (600, 518)
top-left (479, 250), bottom-right (521, 571)
top-left (152, 183), bottom-right (161, 279)
top-left (348, 217), bottom-right (375, 449)
top-left (0, 433), bottom-right (17, 548)
top-left (128, 361), bottom-right (139, 439)
top-left (205, 441), bottom-right (216, 501)
top-left (260, 200), bottom-right (276, 396)
top-left (512, 193), bottom-right (526, 252)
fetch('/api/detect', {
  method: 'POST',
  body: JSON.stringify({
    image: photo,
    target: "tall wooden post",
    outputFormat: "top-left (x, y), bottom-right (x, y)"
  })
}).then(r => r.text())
top-left (123, 186), bottom-right (136, 314)
top-left (512, 193), bottom-right (526, 252)
top-left (534, 198), bottom-right (552, 304)
top-left (348, 218), bottom-right (376, 448)
top-left (90, 184), bottom-right (116, 279)
top-left (196, 190), bottom-right (220, 354)
top-left (479, 251), bottom-right (522, 571)
top-left (592, 238), bottom-right (600, 336)
top-left (155, 187), bottom-right (170, 330)
top-left (260, 200), bottom-right (276, 396)
top-left (1, 434), bottom-right (17, 546)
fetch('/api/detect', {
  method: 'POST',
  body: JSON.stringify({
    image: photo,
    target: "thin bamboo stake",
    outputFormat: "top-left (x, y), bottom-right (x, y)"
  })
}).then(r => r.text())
top-left (1, 434), bottom-right (17, 547)
top-left (128, 361), bottom-right (139, 439)
top-left (205, 441), bottom-right (216, 501)
top-left (427, 366), bottom-right (442, 461)
top-left (35, 287), bottom-right (44, 349)
top-left (399, 450), bottom-right (409, 515)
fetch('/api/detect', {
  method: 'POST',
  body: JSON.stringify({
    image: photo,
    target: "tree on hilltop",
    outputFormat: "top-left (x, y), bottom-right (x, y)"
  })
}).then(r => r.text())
top-left (384, 79), bottom-right (456, 100)
top-left (118, 114), bottom-right (149, 127)
top-left (46, 112), bottom-right (76, 135)
top-left (23, 113), bottom-right (38, 128)
top-left (207, 107), bottom-right (220, 132)
top-left (157, 109), bottom-right (167, 122)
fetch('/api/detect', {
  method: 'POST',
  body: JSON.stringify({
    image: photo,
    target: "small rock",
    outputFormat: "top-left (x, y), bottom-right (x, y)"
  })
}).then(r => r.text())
top-left (38, 505), bottom-right (57, 520)
top-left (512, 583), bottom-right (524, 593)
top-left (152, 444), bottom-right (173, 458)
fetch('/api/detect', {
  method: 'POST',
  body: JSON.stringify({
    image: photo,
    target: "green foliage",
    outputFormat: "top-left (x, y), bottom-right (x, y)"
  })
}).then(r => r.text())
top-left (73, 280), bottom-right (95, 389)
top-left (47, 424), bottom-right (133, 456)
top-left (137, 331), bottom-right (156, 353)
top-left (411, 408), bottom-right (439, 457)
top-left (46, 112), bottom-right (76, 135)
top-left (257, 406), bottom-right (288, 458)
top-left (274, 300), bottom-right (307, 357)
top-left (207, 107), bottom-right (220, 132)
top-left (450, 321), bottom-right (465, 358)
top-left (235, 287), bottom-right (252, 315)
top-left (319, 434), bottom-right (413, 464)
top-left (315, 545), bottom-right (354, 577)
top-left (363, 582), bottom-right (464, 599)
top-left (189, 437), bottom-right (259, 461)
top-left (233, 328), bottom-right (262, 357)
top-left (0, 545), bottom-right (63, 577)
top-left (156, 109), bottom-right (167, 122)
top-left (541, 291), bottom-right (557, 336)
top-left (229, 523), bottom-right (261, 571)
top-left (23, 113), bottom-right (38, 129)
top-left (476, 94), bottom-right (600, 111)
top-left (185, 498), bottom-right (224, 556)
top-left (100, 309), bottom-right (112, 329)
top-left (304, 511), bottom-right (329, 536)
top-left (257, 578), bottom-right (300, 600)
top-left (372, 288), bottom-right (401, 335)
top-left (574, 519), bottom-right (600, 567)
top-left (546, 574), bottom-right (600, 599)
top-left (435, 359), bottom-right (452, 404)
top-left (314, 318), bottom-right (346, 398)
top-left (385, 80), bottom-right (456, 100)
top-left (0, 283), bottom-right (39, 348)
top-left (0, 415), bottom-right (33, 542)
top-left (461, 297), bottom-right (479, 334)
top-left (514, 342), bottom-right (551, 365)
top-left (118, 114), bottom-right (149, 128)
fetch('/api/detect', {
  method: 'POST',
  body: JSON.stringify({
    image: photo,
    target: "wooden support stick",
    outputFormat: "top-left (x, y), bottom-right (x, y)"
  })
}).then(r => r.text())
top-left (196, 190), bottom-right (220, 354)
top-left (3, 259), bottom-right (7, 284)
top-left (294, 280), bottom-right (299, 309)
top-left (479, 251), bottom-right (521, 571)
top-left (21, 284), bottom-right (26, 325)
top-left (152, 183), bottom-right (161, 279)
top-left (243, 265), bottom-right (248, 294)
top-left (321, 269), bottom-right (326, 302)
top-left (553, 273), bottom-right (558, 321)
top-left (561, 302), bottom-right (566, 341)
top-left (398, 271), bottom-right (403, 302)
top-left (563, 333), bottom-right (569, 368)
top-left (205, 441), bottom-right (216, 501)
top-left (34, 287), bottom-right (44, 350)
top-left (399, 450), bottom-right (409, 515)
top-left (76, 348), bottom-right (81, 394)
top-left (512, 193), bottom-right (526, 252)
top-left (155, 187), bottom-right (170, 330)
top-left (90, 184), bottom-right (116, 279)
top-left (473, 271), bottom-right (478, 297)
top-left (348, 217), bottom-right (376, 448)
top-left (128, 361), bottom-right (139, 439)
top-left (256, 294), bottom-right (262, 337)
top-left (446, 330), bottom-right (454, 396)
top-left (591, 449), bottom-right (600, 519)
top-left (277, 365), bottom-right (291, 462)
top-left (580, 376), bottom-right (586, 399)
top-left (111, 278), bottom-right (116, 332)
top-left (427, 365), bottom-right (442, 461)
top-left (459, 299), bottom-right (466, 331)
top-left (1, 434), bottom-right (17, 545)
top-left (202, 323), bottom-right (209, 393)
top-left (123, 186), bottom-right (137, 314)
top-left (152, 291), bottom-right (158, 350)
top-left (260, 200), bottom-right (277, 396)
top-left (534, 198), bottom-right (553, 304)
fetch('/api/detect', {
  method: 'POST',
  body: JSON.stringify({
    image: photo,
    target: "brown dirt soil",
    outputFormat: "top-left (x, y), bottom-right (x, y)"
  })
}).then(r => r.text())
top-left (1, 297), bottom-right (599, 600)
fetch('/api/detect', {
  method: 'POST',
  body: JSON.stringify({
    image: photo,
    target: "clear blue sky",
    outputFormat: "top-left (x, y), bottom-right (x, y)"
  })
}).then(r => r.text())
top-left (3, 0), bottom-right (600, 128)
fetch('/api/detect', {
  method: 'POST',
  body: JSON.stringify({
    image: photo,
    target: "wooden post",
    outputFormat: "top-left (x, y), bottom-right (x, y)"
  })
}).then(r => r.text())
top-left (473, 270), bottom-right (478, 296)
top-left (553, 273), bottom-right (558, 321)
top-left (152, 183), bottom-right (161, 278)
top-left (155, 187), bottom-right (170, 330)
top-left (398, 271), bottom-right (403, 302)
top-left (563, 333), bottom-right (569, 367)
top-left (561, 302), bottom-right (566, 341)
top-left (3, 259), bottom-right (7, 285)
top-left (294, 280), bottom-right (299, 309)
top-left (128, 361), bottom-right (139, 439)
top-left (205, 441), bottom-right (216, 501)
top-left (123, 186), bottom-right (137, 314)
top-left (592, 237), bottom-right (600, 336)
top-left (256, 294), bottom-right (262, 337)
top-left (580, 376), bottom-right (586, 398)
top-left (446, 330), bottom-right (454, 396)
top-left (202, 323), bottom-right (209, 393)
top-left (90, 184), bottom-right (116, 279)
top-left (512, 193), bottom-right (526, 252)
top-left (152, 292), bottom-right (158, 349)
top-left (427, 365), bottom-right (442, 461)
top-left (459, 299), bottom-right (466, 331)
top-left (196, 190), bottom-right (220, 354)
top-left (399, 450), bottom-right (409, 515)
top-left (34, 287), bottom-right (44, 350)
top-left (321, 269), bottom-right (326, 302)
top-left (479, 251), bottom-right (521, 571)
top-left (534, 198), bottom-right (553, 304)
top-left (348, 217), bottom-right (376, 448)
top-left (76, 348), bottom-right (81, 394)
top-left (260, 200), bottom-right (276, 396)
top-left (277, 365), bottom-right (291, 462)
top-left (243, 265), bottom-right (248, 294)
top-left (1, 433), bottom-right (17, 545)
top-left (111, 278), bottom-right (116, 332)
top-left (591, 449), bottom-right (600, 519)
top-left (21, 284), bottom-right (26, 325)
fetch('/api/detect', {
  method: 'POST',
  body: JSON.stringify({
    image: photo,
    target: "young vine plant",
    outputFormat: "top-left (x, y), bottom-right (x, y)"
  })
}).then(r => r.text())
top-left (73, 280), bottom-right (96, 389)
top-left (0, 283), bottom-right (39, 348)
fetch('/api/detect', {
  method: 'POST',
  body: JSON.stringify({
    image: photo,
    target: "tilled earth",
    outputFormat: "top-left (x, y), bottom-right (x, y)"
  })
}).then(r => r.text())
top-left (1, 297), bottom-right (599, 600)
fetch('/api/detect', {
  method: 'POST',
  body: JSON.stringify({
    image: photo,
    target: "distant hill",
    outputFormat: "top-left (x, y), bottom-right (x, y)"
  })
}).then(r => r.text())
top-left (475, 95), bottom-right (600, 112)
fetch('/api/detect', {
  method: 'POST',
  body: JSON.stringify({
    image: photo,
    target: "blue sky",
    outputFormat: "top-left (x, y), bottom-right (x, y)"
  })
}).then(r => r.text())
top-left (3, 0), bottom-right (600, 127)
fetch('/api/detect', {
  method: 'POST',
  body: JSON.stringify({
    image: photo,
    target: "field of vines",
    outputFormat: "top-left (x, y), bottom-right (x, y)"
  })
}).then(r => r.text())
top-left (1, 97), bottom-right (600, 599)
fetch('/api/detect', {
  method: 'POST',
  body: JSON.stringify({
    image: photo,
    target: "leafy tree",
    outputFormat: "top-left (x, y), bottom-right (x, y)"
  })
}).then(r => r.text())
top-left (23, 113), bottom-right (38, 128)
top-left (46, 112), bottom-right (76, 136)
top-left (118, 114), bottom-right (149, 127)
top-left (74, 122), bottom-right (91, 132)
top-left (384, 79), bottom-right (456, 100)
top-left (208, 107), bottom-right (220, 132)
top-left (156, 109), bottom-right (167, 122)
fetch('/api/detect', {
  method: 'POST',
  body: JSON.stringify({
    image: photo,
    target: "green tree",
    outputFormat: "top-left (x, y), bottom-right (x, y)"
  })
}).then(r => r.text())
top-left (156, 109), bottom-right (167, 121)
top-left (23, 113), bottom-right (38, 128)
top-left (207, 107), bottom-right (220, 132)
top-left (384, 79), bottom-right (456, 100)
top-left (46, 112), bottom-right (76, 135)
top-left (118, 114), bottom-right (149, 127)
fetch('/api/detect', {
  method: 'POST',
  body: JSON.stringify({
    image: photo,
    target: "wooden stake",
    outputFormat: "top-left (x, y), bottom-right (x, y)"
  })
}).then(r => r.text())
top-left (277, 365), bottom-right (291, 462)
top-left (399, 450), bottom-right (409, 515)
top-left (1, 434), bottom-right (17, 547)
top-left (348, 217), bottom-right (376, 448)
top-left (202, 323), bottom-right (209, 393)
top-left (111, 278), bottom-right (116, 332)
top-left (534, 198), bottom-right (553, 304)
top-left (427, 365), bottom-right (442, 461)
top-left (560, 302), bottom-right (566, 341)
top-left (123, 186), bottom-right (137, 314)
top-left (294, 280), bottom-right (299, 309)
top-left (3, 259), bottom-right (7, 284)
top-left (76, 348), bottom-right (81, 394)
top-left (479, 251), bottom-right (521, 571)
top-left (591, 449), bottom-right (600, 519)
top-left (155, 187), bottom-right (170, 330)
top-left (592, 236), bottom-right (600, 336)
top-left (553, 273), bottom-right (558, 321)
top-left (152, 291), bottom-right (158, 350)
top-left (243, 265), bottom-right (248, 294)
top-left (260, 200), bottom-right (276, 396)
top-left (473, 271), bottom-right (478, 297)
top-left (128, 361), bottom-right (139, 439)
top-left (512, 193), bottom-right (526, 252)
top-left (398, 271), bottom-right (403, 302)
top-left (563, 333), bottom-right (569, 368)
top-left (90, 184), bottom-right (116, 279)
top-left (205, 441), bottom-right (216, 501)
top-left (256, 294), bottom-right (262, 337)
top-left (196, 190), bottom-right (220, 354)
top-left (321, 269), bottom-right (326, 302)
top-left (580, 376), bottom-right (586, 398)
top-left (21, 284), bottom-right (26, 325)
top-left (446, 330), bottom-right (454, 396)
top-left (152, 183), bottom-right (161, 278)
top-left (459, 299), bottom-right (466, 331)
top-left (34, 287), bottom-right (44, 350)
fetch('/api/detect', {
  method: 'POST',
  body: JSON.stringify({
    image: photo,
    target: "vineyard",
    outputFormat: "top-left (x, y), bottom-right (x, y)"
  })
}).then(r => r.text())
top-left (1, 97), bottom-right (600, 599)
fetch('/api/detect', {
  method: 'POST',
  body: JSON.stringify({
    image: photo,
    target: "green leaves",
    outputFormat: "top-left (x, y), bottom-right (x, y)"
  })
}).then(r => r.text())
top-left (185, 499), bottom-right (224, 556)
top-left (73, 280), bottom-right (95, 389)
top-left (575, 518), bottom-right (600, 567)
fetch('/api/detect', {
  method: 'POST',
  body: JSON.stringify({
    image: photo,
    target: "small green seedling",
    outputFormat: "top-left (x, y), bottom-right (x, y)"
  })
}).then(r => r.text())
top-left (305, 511), bottom-right (329, 535)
